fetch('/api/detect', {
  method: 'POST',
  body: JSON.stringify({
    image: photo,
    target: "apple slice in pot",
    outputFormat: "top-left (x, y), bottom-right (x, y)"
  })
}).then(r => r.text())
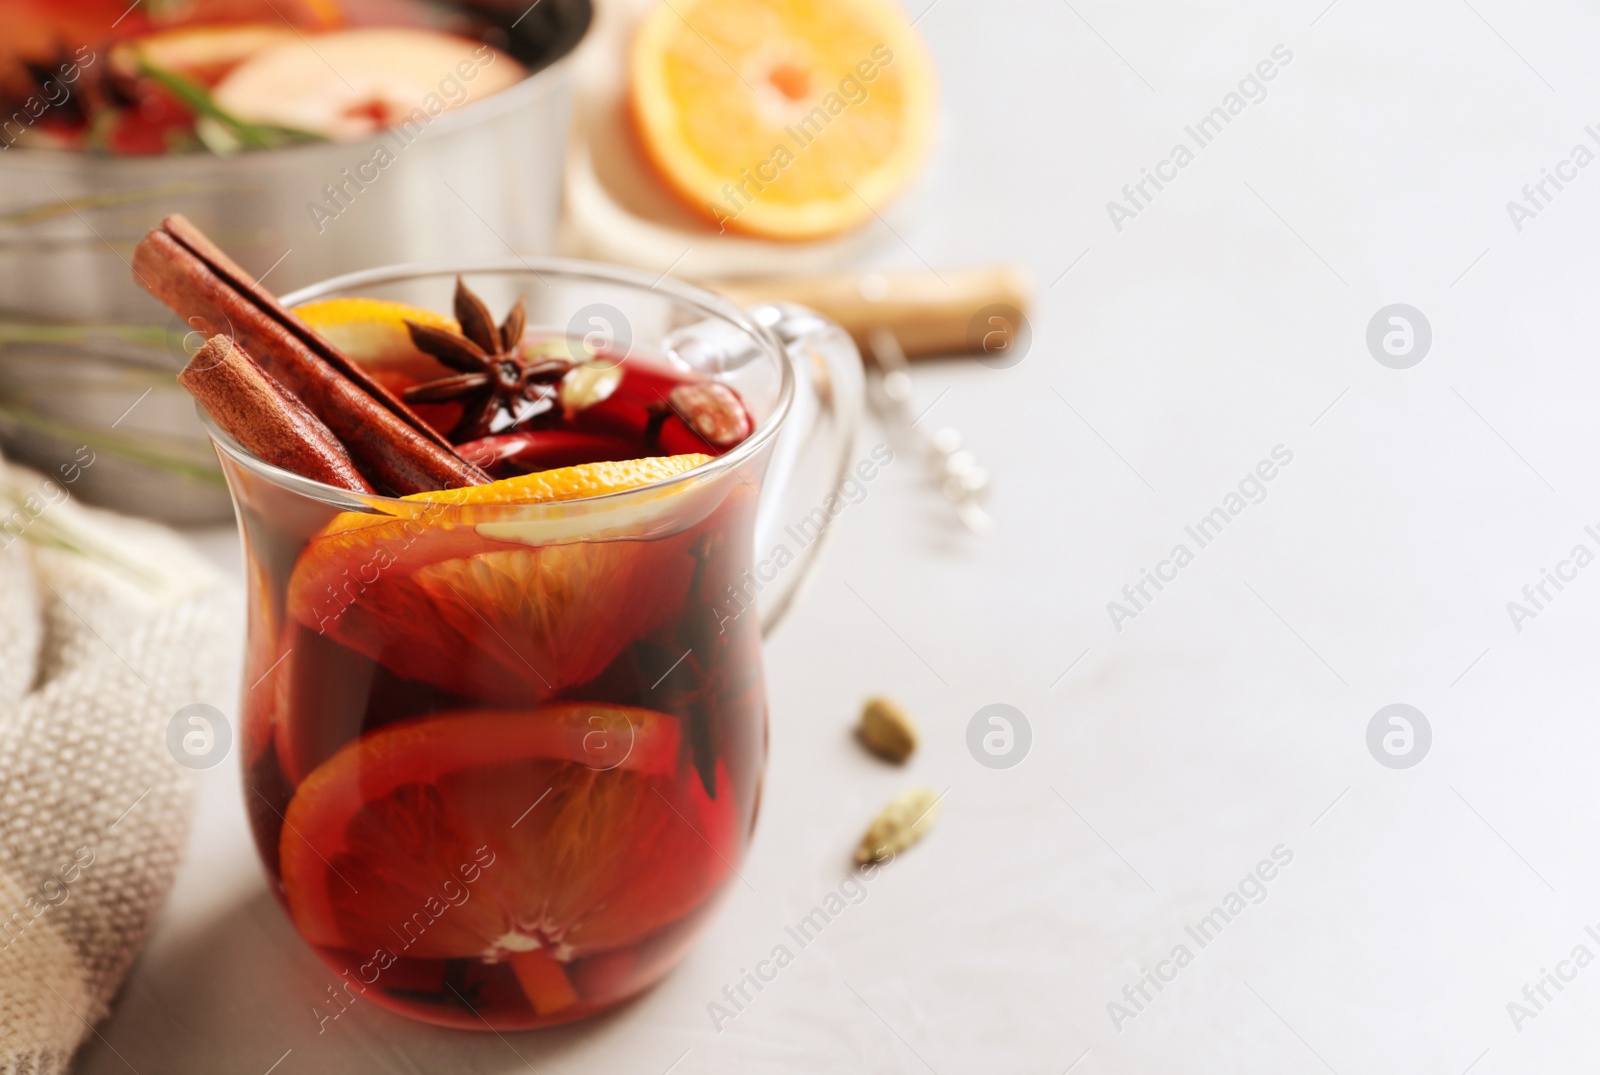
top-left (212, 27), bottom-right (525, 142)
top-left (111, 25), bottom-right (302, 87)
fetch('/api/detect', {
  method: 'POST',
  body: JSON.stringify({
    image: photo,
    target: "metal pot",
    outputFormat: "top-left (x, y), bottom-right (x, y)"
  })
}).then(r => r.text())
top-left (0, 0), bottom-right (592, 524)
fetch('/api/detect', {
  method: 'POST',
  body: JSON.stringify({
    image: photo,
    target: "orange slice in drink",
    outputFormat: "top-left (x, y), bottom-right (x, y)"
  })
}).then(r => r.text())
top-left (285, 455), bottom-right (715, 703)
top-left (296, 296), bottom-right (464, 434)
top-left (627, 0), bottom-right (938, 240)
top-left (296, 296), bottom-right (457, 384)
top-left (279, 705), bottom-right (739, 1005)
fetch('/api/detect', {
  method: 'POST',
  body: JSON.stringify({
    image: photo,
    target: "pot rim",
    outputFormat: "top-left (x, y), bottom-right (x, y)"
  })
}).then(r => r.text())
top-left (0, 0), bottom-right (594, 176)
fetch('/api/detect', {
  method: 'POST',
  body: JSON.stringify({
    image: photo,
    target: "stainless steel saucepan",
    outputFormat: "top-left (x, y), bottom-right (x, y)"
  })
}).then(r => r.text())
top-left (0, 0), bottom-right (592, 523)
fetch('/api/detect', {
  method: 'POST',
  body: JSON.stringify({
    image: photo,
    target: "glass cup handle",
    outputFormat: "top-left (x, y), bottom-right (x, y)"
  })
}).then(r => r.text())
top-left (745, 303), bottom-right (865, 636)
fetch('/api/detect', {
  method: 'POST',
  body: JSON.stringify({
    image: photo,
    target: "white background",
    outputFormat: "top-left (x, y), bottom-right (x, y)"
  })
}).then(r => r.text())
top-left (79, 0), bottom-right (1600, 1071)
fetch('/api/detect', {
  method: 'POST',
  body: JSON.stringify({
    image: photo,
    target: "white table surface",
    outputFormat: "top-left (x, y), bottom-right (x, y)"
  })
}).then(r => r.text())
top-left (77, 1), bottom-right (1600, 1071)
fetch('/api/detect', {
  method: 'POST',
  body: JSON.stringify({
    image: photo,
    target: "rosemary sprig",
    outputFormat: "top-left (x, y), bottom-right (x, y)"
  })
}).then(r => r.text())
top-left (136, 59), bottom-right (325, 154)
top-left (0, 482), bottom-right (165, 590)
top-left (0, 406), bottom-right (226, 487)
top-left (0, 322), bottom-right (175, 349)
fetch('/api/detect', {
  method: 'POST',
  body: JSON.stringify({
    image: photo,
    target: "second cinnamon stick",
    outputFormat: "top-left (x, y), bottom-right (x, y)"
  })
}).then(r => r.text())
top-left (178, 336), bottom-right (374, 494)
top-left (134, 216), bottom-right (487, 494)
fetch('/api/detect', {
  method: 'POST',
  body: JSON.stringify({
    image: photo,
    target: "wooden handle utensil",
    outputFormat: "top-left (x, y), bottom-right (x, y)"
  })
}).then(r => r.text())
top-left (712, 264), bottom-right (1031, 359)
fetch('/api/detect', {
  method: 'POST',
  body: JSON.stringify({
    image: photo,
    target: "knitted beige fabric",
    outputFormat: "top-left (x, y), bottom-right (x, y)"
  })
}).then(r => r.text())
top-left (0, 459), bottom-right (228, 1075)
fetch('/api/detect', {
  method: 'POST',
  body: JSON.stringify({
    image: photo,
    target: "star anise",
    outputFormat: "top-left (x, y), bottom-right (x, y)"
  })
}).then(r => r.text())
top-left (402, 277), bottom-right (571, 442)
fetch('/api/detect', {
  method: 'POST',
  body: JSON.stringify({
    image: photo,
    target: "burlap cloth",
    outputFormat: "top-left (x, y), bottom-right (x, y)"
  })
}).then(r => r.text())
top-left (0, 457), bottom-right (229, 1074)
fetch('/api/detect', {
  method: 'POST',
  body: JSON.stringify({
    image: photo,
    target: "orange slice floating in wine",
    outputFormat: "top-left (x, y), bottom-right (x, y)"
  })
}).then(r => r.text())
top-left (296, 297), bottom-right (458, 382)
top-left (285, 455), bottom-right (714, 703)
top-left (296, 296), bottom-right (465, 432)
top-left (278, 704), bottom-right (739, 1011)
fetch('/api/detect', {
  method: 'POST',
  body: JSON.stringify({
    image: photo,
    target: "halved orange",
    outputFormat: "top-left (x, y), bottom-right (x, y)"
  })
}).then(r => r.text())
top-left (279, 705), bottom-right (739, 1004)
top-left (628, 0), bottom-right (938, 241)
top-left (285, 456), bottom-right (715, 704)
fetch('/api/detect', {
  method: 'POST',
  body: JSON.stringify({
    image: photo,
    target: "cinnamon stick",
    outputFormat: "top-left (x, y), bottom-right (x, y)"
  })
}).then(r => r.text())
top-left (133, 214), bottom-right (487, 494)
top-left (179, 336), bottom-right (374, 494)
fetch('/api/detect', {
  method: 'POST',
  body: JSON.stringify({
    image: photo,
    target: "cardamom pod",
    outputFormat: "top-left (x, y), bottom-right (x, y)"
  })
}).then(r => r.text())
top-left (855, 787), bottom-right (941, 864)
top-left (559, 361), bottom-right (624, 412)
top-left (857, 696), bottom-right (917, 762)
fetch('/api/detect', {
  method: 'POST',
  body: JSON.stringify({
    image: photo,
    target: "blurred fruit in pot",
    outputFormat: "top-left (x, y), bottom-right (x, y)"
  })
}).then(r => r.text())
top-left (1, 0), bottom-right (341, 94)
top-left (102, 80), bottom-right (197, 154)
top-left (212, 27), bottom-right (525, 142)
top-left (0, 2), bottom-right (538, 155)
top-left (110, 25), bottom-right (302, 88)
top-left (627, 0), bottom-right (937, 241)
